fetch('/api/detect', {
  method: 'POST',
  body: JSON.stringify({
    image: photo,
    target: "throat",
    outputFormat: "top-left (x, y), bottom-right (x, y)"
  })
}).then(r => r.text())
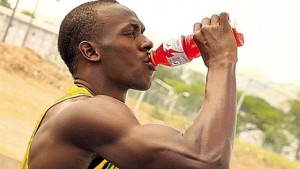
top-left (73, 79), bottom-right (128, 102)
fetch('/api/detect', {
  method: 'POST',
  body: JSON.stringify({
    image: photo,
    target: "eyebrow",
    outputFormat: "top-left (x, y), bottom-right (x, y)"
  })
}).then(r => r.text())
top-left (129, 23), bottom-right (145, 33)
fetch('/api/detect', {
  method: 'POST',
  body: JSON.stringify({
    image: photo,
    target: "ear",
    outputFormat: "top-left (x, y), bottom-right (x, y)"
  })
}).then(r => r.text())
top-left (78, 41), bottom-right (101, 62)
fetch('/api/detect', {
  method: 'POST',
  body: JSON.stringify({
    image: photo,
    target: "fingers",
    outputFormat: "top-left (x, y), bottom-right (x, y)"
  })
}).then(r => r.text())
top-left (198, 12), bottom-right (230, 27)
top-left (193, 22), bottom-right (202, 33)
top-left (219, 12), bottom-right (230, 27)
top-left (193, 12), bottom-right (231, 41)
top-left (201, 17), bottom-right (211, 26)
top-left (210, 14), bottom-right (220, 25)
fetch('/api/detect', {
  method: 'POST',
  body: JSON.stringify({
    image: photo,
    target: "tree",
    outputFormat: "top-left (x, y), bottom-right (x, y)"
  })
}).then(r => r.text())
top-left (165, 77), bottom-right (205, 117)
top-left (238, 94), bottom-right (288, 152)
top-left (285, 93), bottom-right (300, 160)
top-left (0, 0), bottom-right (11, 8)
top-left (153, 65), bottom-right (206, 117)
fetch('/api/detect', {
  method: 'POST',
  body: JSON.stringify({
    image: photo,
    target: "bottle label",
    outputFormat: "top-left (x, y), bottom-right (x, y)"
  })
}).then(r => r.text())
top-left (163, 38), bottom-right (190, 66)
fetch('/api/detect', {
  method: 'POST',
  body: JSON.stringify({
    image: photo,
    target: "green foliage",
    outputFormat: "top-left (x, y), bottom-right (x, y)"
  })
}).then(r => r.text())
top-left (241, 95), bottom-right (283, 130)
top-left (285, 93), bottom-right (300, 160)
top-left (153, 65), bottom-right (206, 117)
top-left (238, 94), bottom-right (288, 152)
top-left (165, 77), bottom-right (205, 116)
top-left (0, 0), bottom-right (11, 8)
top-left (263, 125), bottom-right (290, 153)
top-left (286, 97), bottom-right (300, 138)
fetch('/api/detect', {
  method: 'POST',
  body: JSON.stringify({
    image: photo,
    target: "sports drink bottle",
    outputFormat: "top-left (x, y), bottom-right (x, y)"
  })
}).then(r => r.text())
top-left (149, 28), bottom-right (244, 67)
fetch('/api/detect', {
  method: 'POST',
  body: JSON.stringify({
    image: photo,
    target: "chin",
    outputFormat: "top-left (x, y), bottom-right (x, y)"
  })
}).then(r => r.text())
top-left (132, 81), bottom-right (152, 91)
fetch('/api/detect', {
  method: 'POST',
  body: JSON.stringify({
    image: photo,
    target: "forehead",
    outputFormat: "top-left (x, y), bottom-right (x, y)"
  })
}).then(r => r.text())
top-left (96, 4), bottom-right (144, 31)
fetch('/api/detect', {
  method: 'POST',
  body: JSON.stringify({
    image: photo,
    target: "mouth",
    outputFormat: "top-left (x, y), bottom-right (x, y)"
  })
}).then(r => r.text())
top-left (144, 50), bottom-right (157, 71)
top-left (145, 62), bottom-right (157, 71)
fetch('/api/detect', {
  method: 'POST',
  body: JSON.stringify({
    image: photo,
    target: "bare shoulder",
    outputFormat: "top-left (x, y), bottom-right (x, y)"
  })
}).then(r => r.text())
top-left (52, 95), bottom-right (139, 149)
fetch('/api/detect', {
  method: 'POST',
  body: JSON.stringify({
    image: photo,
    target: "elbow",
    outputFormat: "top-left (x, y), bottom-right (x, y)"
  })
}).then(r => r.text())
top-left (186, 154), bottom-right (230, 169)
top-left (193, 154), bottom-right (230, 169)
top-left (186, 139), bottom-right (233, 169)
top-left (198, 153), bottom-right (230, 169)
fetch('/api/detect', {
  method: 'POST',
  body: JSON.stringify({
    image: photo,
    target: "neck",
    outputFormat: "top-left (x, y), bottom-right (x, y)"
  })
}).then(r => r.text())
top-left (73, 78), bottom-right (127, 102)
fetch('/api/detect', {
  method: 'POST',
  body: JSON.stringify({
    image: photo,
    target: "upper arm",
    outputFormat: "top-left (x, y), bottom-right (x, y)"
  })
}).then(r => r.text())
top-left (55, 96), bottom-right (217, 169)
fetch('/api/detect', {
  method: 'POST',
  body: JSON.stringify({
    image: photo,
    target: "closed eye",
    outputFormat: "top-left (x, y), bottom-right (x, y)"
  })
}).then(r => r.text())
top-left (125, 31), bottom-right (136, 37)
top-left (123, 23), bottom-right (145, 38)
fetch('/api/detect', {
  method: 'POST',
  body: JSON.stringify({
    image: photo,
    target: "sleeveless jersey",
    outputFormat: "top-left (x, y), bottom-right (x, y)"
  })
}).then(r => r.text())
top-left (20, 85), bottom-right (119, 169)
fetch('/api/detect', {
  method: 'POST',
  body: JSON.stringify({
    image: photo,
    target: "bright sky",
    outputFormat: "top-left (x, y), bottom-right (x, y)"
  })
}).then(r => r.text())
top-left (10, 0), bottom-right (300, 85)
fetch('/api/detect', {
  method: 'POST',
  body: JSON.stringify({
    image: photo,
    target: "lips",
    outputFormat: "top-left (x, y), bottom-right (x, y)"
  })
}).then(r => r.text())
top-left (145, 62), bottom-right (157, 71)
top-left (144, 51), bottom-right (157, 71)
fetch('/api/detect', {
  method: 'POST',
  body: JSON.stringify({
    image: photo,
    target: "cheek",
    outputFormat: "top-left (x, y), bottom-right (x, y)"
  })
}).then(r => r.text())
top-left (124, 64), bottom-right (153, 89)
top-left (100, 39), bottom-right (151, 84)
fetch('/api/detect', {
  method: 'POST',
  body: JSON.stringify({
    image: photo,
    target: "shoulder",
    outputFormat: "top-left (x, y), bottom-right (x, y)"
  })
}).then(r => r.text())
top-left (55, 95), bottom-right (137, 123)
top-left (52, 95), bottom-right (139, 149)
top-left (72, 95), bottom-right (138, 124)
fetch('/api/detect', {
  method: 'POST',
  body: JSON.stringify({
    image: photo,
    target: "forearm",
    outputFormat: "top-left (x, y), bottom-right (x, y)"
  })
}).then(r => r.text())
top-left (184, 60), bottom-right (237, 166)
top-left (203, 61), bottom-right (237, 140)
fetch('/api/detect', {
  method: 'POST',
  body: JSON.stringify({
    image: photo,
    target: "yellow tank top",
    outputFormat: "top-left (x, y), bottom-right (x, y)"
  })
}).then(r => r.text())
top-left (20, 84), bottom-right (119, 169)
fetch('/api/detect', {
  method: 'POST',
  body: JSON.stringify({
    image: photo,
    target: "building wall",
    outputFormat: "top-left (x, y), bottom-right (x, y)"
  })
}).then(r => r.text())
top-left (0, 5), bottom-right (66, 70)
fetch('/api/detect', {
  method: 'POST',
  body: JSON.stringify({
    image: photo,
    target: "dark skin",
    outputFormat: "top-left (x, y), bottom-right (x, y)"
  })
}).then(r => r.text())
top-left (28, 4), bottom-right (237, 169)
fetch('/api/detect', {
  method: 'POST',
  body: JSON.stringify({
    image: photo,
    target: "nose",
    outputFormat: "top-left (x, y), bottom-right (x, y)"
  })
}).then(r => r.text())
top-left (139, 35), bottom-right (153, 51)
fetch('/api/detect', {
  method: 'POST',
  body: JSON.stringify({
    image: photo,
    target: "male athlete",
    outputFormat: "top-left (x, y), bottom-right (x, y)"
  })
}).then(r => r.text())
top-left (21, 0), bottom-right (238, 168)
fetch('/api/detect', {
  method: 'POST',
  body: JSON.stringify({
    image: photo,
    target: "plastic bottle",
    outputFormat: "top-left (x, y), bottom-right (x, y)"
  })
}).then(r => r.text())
top-left (149, 28), bottom-right (244, 67)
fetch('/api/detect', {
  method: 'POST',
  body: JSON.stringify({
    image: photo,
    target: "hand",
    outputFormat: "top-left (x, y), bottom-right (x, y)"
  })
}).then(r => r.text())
top-left (193, 12), bottom-right (237, 68)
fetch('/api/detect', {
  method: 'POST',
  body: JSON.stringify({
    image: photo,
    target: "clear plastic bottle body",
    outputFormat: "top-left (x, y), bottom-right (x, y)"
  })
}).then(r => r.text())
top-left (150, 28), bottom-right (244, 67)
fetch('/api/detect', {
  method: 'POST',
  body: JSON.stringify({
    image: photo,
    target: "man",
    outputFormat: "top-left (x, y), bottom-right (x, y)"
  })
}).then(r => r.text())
top-left (21, 0), bottom-right (238, 169)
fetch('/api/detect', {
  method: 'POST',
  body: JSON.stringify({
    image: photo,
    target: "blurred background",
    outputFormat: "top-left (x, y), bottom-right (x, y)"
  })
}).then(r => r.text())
top-left (0, 0), bottom-right (300, 168)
